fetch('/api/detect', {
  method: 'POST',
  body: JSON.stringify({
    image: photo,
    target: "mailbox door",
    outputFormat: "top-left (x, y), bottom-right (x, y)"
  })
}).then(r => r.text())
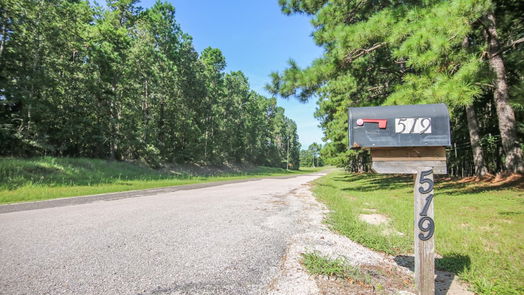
top-left (348, 104), bottom-right (451, 149)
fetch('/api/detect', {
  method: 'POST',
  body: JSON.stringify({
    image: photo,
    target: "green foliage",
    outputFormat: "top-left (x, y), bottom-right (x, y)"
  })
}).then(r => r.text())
top-left (300, 142), bottom-right (324, 167)
top-left (0, 0), bottom-right (300, 169)
top-left (143, 144), bottom-right (162, 168)
top-left (313, 171), bottom-right (524, 294)
top-left (271, 0), bottom-right (524, 174)
top-left (301, 252), bottom-right (372, 284)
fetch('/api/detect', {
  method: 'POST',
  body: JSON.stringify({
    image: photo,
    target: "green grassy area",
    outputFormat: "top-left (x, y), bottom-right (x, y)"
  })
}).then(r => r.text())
top-left (301, 252), bottom-right (372, 284)
top-left (312, 171), bottom-right (524, 295)
top-left (0, 157), bottom-right (324, 204)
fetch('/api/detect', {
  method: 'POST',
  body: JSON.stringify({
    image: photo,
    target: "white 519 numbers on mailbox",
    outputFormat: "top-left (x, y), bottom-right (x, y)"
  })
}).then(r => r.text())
top-left (395, 118), bottom-right (432, 134)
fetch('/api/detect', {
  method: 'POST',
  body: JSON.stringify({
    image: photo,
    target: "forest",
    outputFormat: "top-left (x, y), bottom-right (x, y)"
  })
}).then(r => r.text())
top-left (299, 142), bottom-right (323, 167)
top-left (270, 0), bottom-right (523, 177)
top-left (0, 0), bottom-right (301, 169)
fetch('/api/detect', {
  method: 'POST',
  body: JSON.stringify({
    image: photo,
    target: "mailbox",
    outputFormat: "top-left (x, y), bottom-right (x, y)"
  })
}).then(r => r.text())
top-left (347, 103), bottom-right (451, 293)
top-left (348, 103), bottom-right (451, 174)
top-left (348, 103), bottom-right (451, 149)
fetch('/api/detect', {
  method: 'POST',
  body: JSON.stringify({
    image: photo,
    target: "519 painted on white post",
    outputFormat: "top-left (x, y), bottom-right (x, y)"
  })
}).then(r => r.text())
top-left (395, 118), bottom-right (432, 134)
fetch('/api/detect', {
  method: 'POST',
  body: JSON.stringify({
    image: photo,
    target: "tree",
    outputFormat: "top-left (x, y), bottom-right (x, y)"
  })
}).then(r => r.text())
top-left (223, 71), bottom-right (250, 162)
top-left (0, 0), bottom-right (94, 156)
top-left (271, 0), bottom-right (524, 174)
top-left (88, 0), bottom-right (140, 160)
top-left (482, 8), bottom-right (523, 173)
top-left (0, 0), bottom-right (300, 170)
top-left (199, 47), bottom-right (226, 163)
top-left (465, 105), bottom-right (488, 176)
top-left (308, 142), bottom-right (322, 167)
top-left (300, 142), bottom-right (323, 167)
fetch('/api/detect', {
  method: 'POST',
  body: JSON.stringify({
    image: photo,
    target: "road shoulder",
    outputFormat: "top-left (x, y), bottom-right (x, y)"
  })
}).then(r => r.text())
top-left (0, 173), bottom-right (325, 214)
top-left (266, 174), bottom-right (473, 295)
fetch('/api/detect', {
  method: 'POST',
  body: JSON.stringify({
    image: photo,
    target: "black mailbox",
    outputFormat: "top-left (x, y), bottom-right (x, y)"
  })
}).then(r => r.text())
top-left (348, 104), bottom-right (451, 149)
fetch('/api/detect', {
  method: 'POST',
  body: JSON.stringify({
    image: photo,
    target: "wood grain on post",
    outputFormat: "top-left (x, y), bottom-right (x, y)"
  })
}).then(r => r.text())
top-left (371, 146), bottom-right (446, 161)
top-left (414, 167), bottom-right (435, 295)
top-left (370, 147), bottom-right (447, 174)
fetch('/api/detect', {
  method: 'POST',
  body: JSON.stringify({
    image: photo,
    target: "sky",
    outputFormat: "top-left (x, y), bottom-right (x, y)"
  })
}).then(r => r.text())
top-left (136, 0), bottom-right (324, 149)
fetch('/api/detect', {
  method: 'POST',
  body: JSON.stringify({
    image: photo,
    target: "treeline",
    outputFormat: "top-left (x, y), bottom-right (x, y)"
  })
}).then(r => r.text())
top-left (299, 143), bottom-right (324, 167)
top-left (269, 0), bottom-right (523, 176)
top-left (0, 0), bottom-right (300, 168)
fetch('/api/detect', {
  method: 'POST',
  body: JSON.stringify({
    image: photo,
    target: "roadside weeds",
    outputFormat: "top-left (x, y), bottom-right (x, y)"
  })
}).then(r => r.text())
top-left (267, 175), bottom-right (477, 295)
top-left (266, 184), bottom-right (416, 295)
top-left (308, 171), bottom-right (521, 294)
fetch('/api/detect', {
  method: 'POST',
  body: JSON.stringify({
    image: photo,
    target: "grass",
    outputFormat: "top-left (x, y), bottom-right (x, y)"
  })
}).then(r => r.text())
top-left (312, 171), bottom-right (524, 295)
top-left (0, 157), bottom-right (324, 204)
top-left (301, 252), bottom-right (372, 284)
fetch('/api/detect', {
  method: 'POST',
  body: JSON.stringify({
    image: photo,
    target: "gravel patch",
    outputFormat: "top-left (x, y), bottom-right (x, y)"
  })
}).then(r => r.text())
top-left (266, 183), bottom-right (473, 295)
top-left (265, 184), bottom-right (414, 295)
top-left (359, 213), bottom-right (390, 225)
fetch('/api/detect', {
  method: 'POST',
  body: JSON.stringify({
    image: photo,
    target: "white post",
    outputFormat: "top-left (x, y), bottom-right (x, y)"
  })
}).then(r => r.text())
top-left (414, 167), bottom-right (435, 295)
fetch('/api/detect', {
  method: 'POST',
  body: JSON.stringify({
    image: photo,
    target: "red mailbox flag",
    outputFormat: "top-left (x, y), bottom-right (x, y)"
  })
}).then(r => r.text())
top-left (356, 118), bottom-right (387, 129)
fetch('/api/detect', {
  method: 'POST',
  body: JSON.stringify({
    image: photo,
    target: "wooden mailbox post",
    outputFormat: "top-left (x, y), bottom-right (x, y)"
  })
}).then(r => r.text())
top-left (348, 104), bottom-right (451, 295)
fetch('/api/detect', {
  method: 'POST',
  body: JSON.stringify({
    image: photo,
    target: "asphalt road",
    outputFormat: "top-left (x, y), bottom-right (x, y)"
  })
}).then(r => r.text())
top-left (0, 172), bottom-right (326, 295)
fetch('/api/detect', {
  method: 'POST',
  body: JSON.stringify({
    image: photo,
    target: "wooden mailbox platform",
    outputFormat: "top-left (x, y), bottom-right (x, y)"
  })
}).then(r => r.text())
top-left (371, 146), bottom-right (447, 174)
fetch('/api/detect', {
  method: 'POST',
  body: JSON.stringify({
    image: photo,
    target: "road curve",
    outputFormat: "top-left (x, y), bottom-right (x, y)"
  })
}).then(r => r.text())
top-left (0, 172), bottom-right (326, 295)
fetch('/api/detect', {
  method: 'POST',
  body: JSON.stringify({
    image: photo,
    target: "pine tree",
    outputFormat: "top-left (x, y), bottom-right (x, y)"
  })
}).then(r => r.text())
top-left (1, 0), bottom-right (301, 169)
top-left (271, 0), bottom-right (523, 174)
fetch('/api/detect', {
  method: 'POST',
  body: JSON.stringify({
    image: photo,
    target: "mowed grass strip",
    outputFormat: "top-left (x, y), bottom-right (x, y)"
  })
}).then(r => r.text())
top-left (312, 171), bottom-right (524, 295)
top-left (0, 157), bottom-right (323, 204)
